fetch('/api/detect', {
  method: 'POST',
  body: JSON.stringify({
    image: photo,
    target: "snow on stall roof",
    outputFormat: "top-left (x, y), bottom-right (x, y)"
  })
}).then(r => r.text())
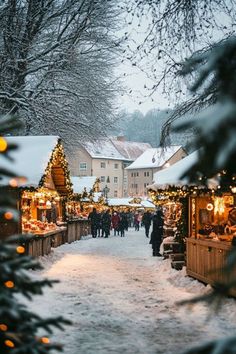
top-left (0, 136), bottom-right (59, 187)
top-left (147, 151), bottom-right (218, 190)
top-left (141, 199), bottom-right (156, 209)
top-left (108, 198), bottom-right (155, 208)
top-left (111, 139), bottom-right (151, 161)
top-left (108, 198), bottom-right (133, 207)
top-left (125, 146), bottom-right (182, 170)
top-left (148, 151), bottom-right (198, 190)
top-left (71, 176), bottom-right (97, 194)
top-left (93, 192), bottom-right (102, 203)
top-left (83, 139), bottom-right (125, 160)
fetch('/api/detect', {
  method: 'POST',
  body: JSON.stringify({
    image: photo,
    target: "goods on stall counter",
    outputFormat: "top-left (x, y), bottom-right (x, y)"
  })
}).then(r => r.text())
top-left (22, 219), bottom-right (58, 234)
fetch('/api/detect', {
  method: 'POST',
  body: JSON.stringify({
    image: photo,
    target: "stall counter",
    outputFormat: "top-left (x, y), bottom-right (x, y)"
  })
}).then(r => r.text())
top-left (27, 227), bottom-right (67, 257)
top-left (186, 237), bottom-right (234, 290)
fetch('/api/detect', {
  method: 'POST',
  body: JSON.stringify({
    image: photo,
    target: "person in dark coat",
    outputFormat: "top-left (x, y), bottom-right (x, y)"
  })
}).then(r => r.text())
top-left (142, 210), bottom-right (152, 238)
top-left (119, 212), bottom-right (127, 237)
top-left (150, 208), bottom-right (164, 256)
top-left (102, 209), bottom-right (111, 238)
top-left (96, 212), bottom-right (102, 237)
top-left (88, 207), bottom-right (99, 238)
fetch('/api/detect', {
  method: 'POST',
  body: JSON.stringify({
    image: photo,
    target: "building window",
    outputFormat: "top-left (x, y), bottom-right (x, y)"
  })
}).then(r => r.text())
top-left (144, 183), bottom-right (149, 188)
top-left (136, 172), bottom-right (139, 177)
top-left (144, 171), bottom-right (150, 177)
top-left (114, 177), bottom-right (118, 184)
top-left (101, 162), bottom-right (106, 168)
top-left (114, 190), bottom-right (118, 197)
top-left (131, 172), bottom-right (133, 177)
top-left (100, 176), bottom-right (105, 182)
top-left (79, 162), bottom-right (87, 171)
top-left (106, 176), bottom-right (110, 183)
top-left (114, 163), bottom-right (118, 169)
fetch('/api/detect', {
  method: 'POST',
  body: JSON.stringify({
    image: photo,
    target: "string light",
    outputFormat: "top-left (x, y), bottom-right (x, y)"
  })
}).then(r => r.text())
top-left (4, 281), bottom-right (14, 288)
top-left (4, 212), bottom-right (13, 220)
top-left (4, 340), bottom-right (14, 348)
top-left (40, 337), bottom-right (50, 344)
top-left (16, 246), bottom-right (25, 254)
top-left (0, 137), bottom-right (7, 152)
top-left (39, 141), bottom-right (73, 198)
top-left (0, 324), bottom-right (8, 331)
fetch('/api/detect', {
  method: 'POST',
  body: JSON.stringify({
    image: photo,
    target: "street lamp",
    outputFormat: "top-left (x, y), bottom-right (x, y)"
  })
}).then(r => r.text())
top-left (103, 185), bottom-right (110, 203)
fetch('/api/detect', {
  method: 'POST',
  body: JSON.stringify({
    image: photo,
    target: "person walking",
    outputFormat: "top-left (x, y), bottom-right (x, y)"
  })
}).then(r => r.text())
top-left (111, 211), bottom-right (120, 236)
top-left (119, 212), bottom-right (127, 237)
top-left (150, 207), bottom-right (164, 257)
top-left (102, 209), bottom-right (111, 238)
top-left (134, 212), bottom-right (140, 231)
top-left (88, 207), bottom-right (99, 238)
top-left (96, 211), bottom-right (103, 237)
top-left (142, 210), bottom-right (152, 238)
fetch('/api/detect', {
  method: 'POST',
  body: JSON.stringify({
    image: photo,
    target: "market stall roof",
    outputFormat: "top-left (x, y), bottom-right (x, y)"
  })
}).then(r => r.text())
top-left (147, 151), bottom-right (217, 190)
top-left (125, 146), bottom-right (183, 170)
top-left (71, 176), bottom-right (97, 194)
top-left (108, 198), bottom-right (155, 209)
top-left (108, 198), bottom-right (132, 207)
top-left (0, 136), bottom-right (72, 195)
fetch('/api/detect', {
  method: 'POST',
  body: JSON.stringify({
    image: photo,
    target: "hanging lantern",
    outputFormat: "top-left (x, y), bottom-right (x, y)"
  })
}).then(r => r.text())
top-left (46, 200), bottom-right (52, 208)
top-left (206, 203), bottom-right (214, 211)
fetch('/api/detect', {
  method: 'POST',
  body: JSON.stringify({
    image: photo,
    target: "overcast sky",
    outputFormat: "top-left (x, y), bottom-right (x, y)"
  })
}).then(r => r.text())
top-left (118, 61), bottom-right (170, 114)
top-left (116, 4), bottom-right (234, 115)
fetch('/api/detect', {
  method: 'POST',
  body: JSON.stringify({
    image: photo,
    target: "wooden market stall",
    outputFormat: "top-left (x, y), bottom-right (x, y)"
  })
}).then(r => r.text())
top-left (148, 151), bottom-right (236, 288)
top-left (66, 176), bottom-right (107, 242)
top-left (0, 136), bottom-right (73, 256)
top-left (187, 193), bottom-right (236, 288)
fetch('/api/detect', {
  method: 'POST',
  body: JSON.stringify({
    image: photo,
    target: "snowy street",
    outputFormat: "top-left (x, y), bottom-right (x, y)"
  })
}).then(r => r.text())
top-left (31, 228), bottom-right (236, 354)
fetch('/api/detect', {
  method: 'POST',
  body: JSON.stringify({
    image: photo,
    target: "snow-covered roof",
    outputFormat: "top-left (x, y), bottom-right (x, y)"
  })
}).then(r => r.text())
top-left (108, 198), bottom-right (132, 207)
top-left (125, 146), bottom-right (183, 170)
top-left (141, 200), bottom-right (156, 209)
top-left (0, 136), bottom-right (59, 187)
top-left (82, 139), bottom-right (125, 160)
top-left (147, 151), bottom-right (218, 190)
top-left (108, 198), bottom-right (155, 208)
top-left (71, 176), bottom-right (97, 194)
top-left (111, 139), bottom-right (151, 161)
top-left (93, 192), bottom-right (102, 203)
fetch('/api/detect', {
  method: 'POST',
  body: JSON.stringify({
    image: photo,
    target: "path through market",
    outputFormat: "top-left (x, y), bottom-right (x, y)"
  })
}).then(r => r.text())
top-left (30, 228), bottom-right (236, 354)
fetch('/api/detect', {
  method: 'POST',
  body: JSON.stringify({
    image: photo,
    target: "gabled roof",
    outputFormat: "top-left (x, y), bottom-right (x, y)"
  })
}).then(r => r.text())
top-left (111, 139), bottom-right (151, 160)
top-left (71, 176), bottom-right (97, 194)
top-left (82, 139), bottom-right (125, 160)
top-left (125, 146), bottom-right (183, 170)
top-left (0, 136), bottom-right (72, 195)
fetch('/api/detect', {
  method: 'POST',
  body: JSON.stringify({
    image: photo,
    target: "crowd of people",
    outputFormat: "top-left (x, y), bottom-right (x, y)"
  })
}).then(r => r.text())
top-left (88, 207), bottom-right (165, 257)
top-left (88, 208), bottom-right (132, 238)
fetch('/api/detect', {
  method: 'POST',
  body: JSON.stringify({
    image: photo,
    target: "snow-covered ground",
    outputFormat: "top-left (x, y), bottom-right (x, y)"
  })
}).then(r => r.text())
top-left (29, 228), bottom-right (236, 354)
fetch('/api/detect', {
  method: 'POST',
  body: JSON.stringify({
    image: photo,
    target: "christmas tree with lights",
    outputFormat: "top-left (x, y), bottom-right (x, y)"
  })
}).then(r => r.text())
top-left (0, 115), bottom-right (70, 354)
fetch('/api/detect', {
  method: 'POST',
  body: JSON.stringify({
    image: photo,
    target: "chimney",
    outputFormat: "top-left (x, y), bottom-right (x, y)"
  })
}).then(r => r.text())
top-left (117, 135), bottom-right (125, 142)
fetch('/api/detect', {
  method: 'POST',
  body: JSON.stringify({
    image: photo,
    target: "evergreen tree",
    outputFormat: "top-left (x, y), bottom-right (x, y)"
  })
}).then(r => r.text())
top-left (0, 115), bottom-right (70, 354)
